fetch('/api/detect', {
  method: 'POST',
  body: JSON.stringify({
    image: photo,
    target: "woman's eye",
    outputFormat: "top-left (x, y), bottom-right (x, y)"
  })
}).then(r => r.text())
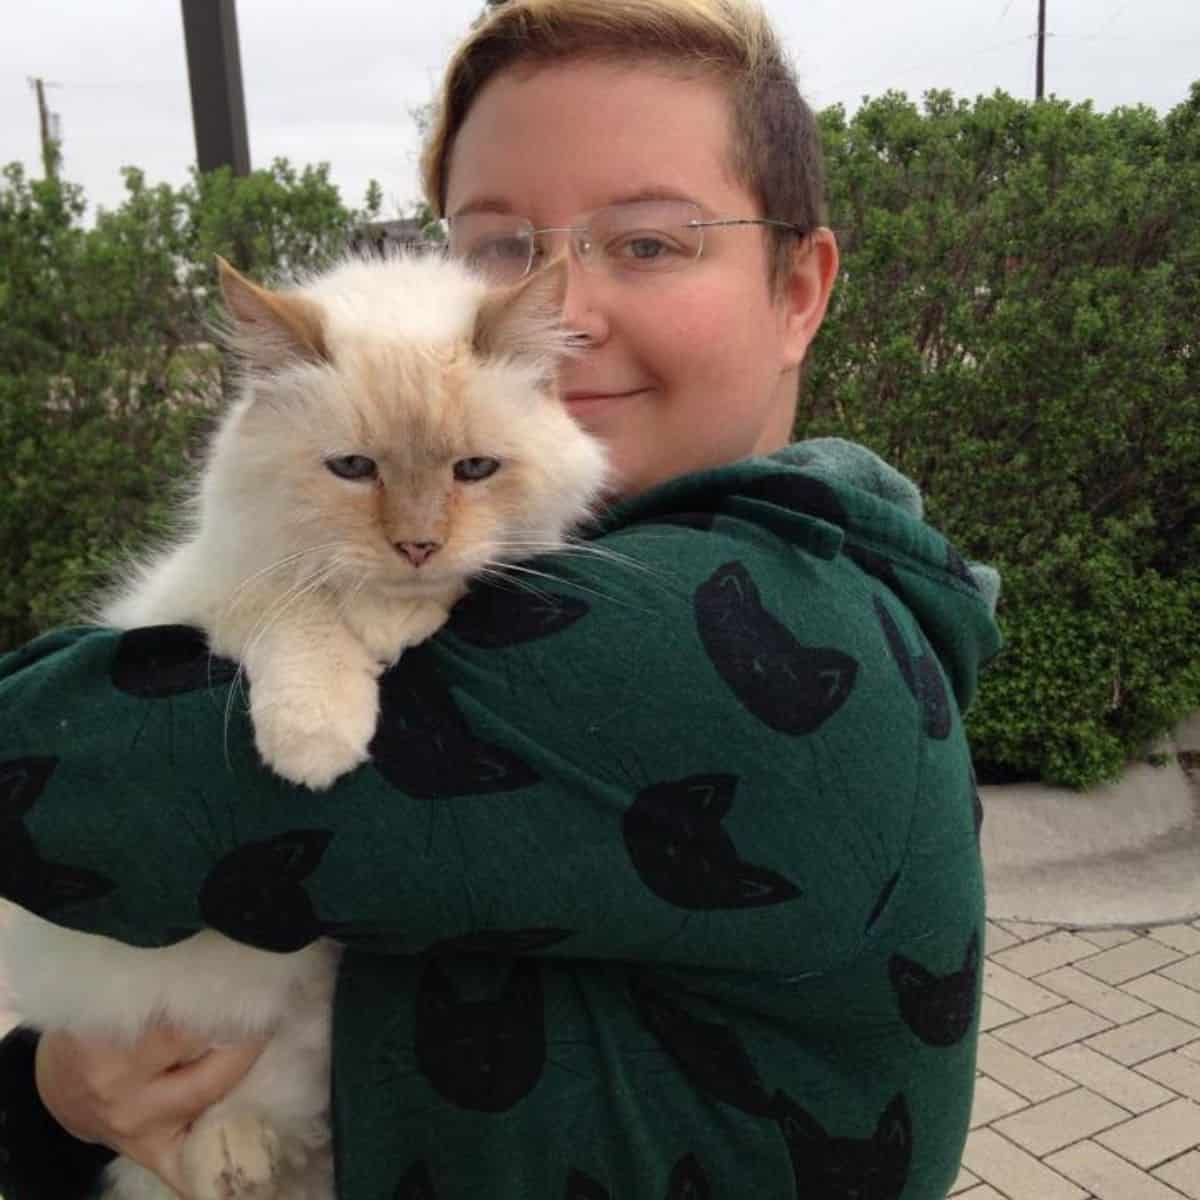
top-left (325, 454), bottom-right (378, 481)
top-left (610, 233), bottom-right (680, 265)
top-left (471, 236), bottom-right (528, 264)
top-left (453, 457), bottom-right (501, 482)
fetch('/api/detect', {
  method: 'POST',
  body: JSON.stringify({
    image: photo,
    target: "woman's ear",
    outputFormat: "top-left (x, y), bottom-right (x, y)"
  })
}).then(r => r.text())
top-left (777, 228), bottom-right (839, 369)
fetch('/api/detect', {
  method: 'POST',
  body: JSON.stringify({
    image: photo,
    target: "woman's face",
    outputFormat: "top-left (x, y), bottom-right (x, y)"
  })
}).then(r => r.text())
top-left (444, 59), bottom-right (837, 498)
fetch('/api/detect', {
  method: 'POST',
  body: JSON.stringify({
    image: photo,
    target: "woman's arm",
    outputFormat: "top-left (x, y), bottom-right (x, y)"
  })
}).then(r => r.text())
top-left (0, 1025), bottom-right (266, 1200)
top-left (0, 464), bottom-right (999, 973)
top-left (0, 1026), bottom-right (115, 1200)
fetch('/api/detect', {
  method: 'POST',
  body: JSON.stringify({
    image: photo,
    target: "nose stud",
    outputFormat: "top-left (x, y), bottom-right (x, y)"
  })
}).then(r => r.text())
top-left (395, 541), bottom-right (441, 567)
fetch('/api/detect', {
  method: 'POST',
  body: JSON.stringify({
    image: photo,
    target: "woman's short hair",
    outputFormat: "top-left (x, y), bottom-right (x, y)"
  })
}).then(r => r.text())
top-left (421, 0), bottom-right (827, 293)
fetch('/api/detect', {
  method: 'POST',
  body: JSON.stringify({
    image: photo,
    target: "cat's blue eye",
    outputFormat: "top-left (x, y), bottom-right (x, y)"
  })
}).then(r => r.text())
top-left (453, 457), bottom-right (501, 482)
top-left (325, 454), bottom-right (378, 481)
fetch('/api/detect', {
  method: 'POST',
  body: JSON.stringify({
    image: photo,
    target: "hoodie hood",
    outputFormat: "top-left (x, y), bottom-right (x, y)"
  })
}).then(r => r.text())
top-left (602, 437), bottom-right (1003, 712)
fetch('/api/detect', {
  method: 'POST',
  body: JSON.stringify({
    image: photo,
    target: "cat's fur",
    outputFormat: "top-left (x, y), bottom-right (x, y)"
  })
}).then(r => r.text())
top-left (0, 252), bottom-right (608, 1199)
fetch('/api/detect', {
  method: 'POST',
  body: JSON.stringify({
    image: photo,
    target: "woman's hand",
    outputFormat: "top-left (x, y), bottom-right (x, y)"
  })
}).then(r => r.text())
top-left (34, 1025), bottom-right (267, 1197)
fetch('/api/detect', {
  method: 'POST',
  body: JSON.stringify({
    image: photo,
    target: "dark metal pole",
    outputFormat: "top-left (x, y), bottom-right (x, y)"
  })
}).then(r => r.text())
top-left (32, 78), bottom-right (58, 180)
top-left (1036, 0), bottom-right (1047, 100)
top-left (180, 0), bottom-right (250, 175)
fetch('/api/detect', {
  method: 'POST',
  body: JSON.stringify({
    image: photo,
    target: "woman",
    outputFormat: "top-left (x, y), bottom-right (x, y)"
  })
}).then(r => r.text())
top-left (0, 1), bottom-right (1001, 1196)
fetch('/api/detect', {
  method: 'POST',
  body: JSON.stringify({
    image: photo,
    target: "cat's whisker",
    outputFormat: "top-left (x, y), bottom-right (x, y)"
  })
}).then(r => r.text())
top-left (477, 560), bottom-right (599, 602)
top-left (219, 547), bottom-right (359, 739)
top-left (487, 533), bottom-right (674, 580)
top-left (223, 543), bottom-right (352, 612)
top-left (481, 560), bottom-right (655, 614)
top-left (334, 564), bottom-right (374, 621)
top-left (222, 560), bottom-right (348, 752)
top-left (470, 563), bottom-right (558, 602)
top-left (241, 559), bottom-right (347, 654)
top-left (489, 538), bottom-right (682, 595)
top-left (221, 667), bottom-right (248, 774)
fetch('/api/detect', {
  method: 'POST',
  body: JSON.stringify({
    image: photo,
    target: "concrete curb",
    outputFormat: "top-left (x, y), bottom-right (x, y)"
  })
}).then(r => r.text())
top-left (980, 715), bottom-right (1200, 929)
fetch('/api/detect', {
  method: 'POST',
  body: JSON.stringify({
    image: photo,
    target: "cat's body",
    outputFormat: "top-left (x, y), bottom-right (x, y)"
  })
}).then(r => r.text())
top-left (0, 253), bottom-right (608, 1200)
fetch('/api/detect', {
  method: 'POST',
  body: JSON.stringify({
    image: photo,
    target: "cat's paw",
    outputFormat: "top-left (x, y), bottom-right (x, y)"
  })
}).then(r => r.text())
top-left (251, 671), bottom-right (379, 790)
top-left (181, 1111), bottom-right (281, 1200)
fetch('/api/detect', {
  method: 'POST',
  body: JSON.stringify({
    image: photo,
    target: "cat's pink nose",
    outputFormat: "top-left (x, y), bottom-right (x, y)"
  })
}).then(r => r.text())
top-left (395, 541), bottom-right (441, 567)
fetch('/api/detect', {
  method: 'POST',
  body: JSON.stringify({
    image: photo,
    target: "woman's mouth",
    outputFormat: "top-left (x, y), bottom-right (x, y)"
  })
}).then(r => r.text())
top-left (563, 388), bottom-right (647, 412)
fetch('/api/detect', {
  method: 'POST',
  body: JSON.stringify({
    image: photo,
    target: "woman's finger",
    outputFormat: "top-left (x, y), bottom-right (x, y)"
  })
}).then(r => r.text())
top-left (117, 1123), bottom-right (191, 1199)
top-left (116, 1037), bottom-right (269, 1134)
top-left (95, 1038), bottom-right (269, 1199)
top-left (134, 1024), bottom-right (218, 1072)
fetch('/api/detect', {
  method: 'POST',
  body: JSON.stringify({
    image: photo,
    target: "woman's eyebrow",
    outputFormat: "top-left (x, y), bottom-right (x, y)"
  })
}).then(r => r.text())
top-left (450, 186), bottom-right (702, 221)
top-left (449, 197), bottom-right (516, 218)
top-left (606, 185), bottom-right (700, 206)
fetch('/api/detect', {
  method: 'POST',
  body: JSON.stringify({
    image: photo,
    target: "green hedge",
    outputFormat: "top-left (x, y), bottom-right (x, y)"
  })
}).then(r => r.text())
top-left (805, 85), bottom-right (1200, 786)
top-left (0, 159), bottom-right (378, 649)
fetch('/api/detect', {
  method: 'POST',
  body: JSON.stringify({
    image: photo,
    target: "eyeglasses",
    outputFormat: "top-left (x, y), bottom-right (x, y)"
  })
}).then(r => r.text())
top-left (442, 199), bottom-right (808, 285)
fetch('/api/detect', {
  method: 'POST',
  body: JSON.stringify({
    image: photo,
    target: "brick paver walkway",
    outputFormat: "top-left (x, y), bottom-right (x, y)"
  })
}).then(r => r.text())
top-left (954, 918), bottom-right (1200, 1199)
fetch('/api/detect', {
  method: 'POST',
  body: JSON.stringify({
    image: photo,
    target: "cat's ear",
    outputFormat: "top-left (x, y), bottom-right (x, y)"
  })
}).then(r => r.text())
top-left (216, 256), bottom-right (329, 368)
top-left (471, 258), bottom-right (571, 372)
top-left (874, 1094), bottom-right (912, 1151)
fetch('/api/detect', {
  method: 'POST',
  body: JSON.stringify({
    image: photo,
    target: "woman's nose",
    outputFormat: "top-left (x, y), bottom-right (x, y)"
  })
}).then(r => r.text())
top-left (560, 253), bottom-right (609, 347)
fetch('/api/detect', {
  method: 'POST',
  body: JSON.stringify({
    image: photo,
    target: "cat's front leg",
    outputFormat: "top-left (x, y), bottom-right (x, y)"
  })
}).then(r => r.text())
top-left (233, 612), bottom-right (381, 790)
top-left (181, 1110), bottom-right (281, 1200)
top-left (343, 589), bottom-right (460, 665)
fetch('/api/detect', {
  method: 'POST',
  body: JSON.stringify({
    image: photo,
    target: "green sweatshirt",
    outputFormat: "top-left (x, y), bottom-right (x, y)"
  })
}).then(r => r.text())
top-left (0, 439), bottom-right (1001, 1200)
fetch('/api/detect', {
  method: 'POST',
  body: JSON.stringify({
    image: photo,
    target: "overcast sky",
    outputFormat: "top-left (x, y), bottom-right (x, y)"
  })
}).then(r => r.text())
top-left (2, 0), bottom-right (1196, 220)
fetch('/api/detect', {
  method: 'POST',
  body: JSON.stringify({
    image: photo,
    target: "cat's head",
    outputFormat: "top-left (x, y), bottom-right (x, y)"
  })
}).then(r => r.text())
top-left (212, 253), bottom-right (609, 597)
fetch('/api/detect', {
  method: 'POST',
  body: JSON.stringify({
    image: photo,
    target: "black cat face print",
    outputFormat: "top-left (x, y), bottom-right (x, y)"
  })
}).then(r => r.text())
top-left (630, 972), bottom-right (774, 1116)
top-left (415, 958), bottom-right (546, 1112)
top-left (445, 585), bottom-right (589, 649)
top-left (945, 544), bottom-right (980, 591)
top-left (110, 626), bottom-right (238, 697)
top-left (873, 596), bottom-right (952, 740)
top-left (565, 1160), bottom-right (711, 1200)
top-left (370, 645), bottom-right (540, 798)
top-left (844, 544), bottom-right (903, 594)
top-left (0, 755), bottom-right (56, 816)
top-left (694, 562), bottom-right (858, 735)
top-left (198, 829), bottom-right (332, 952)
top-left (738, 473), bottom-right (849, 527)
top-left (666, 1153), bottom-right (712, 1200)
top-left (773, 1091), bottom-right (912, 1200)
top-left (565, 1169), bottom-right (611, 1200)
top-left (889, 931), bottom-right (980, 1047)
top-left (622, 773), bottom-right (800, 911)
top-left (394, 1160), bottom-right (436, 1199)
top-left (0, 756), bottom-right (115, 915)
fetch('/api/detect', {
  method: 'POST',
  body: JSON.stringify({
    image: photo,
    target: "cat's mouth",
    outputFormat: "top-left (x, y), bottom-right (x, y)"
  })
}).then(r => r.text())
top-left (367, 569), bottom-right (459, 596)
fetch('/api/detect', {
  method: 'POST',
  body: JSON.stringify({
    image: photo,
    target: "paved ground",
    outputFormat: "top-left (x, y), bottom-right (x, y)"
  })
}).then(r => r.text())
top-left (954, 917), bottom-right (1200, 1199)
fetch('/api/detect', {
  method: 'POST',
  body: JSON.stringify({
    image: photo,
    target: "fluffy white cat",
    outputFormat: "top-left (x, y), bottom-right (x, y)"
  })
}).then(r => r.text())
top-left (0, 252), bottom-right (608, 1199)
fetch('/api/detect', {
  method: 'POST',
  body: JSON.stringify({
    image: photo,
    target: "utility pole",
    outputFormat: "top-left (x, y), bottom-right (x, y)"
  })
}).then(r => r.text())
top-left (1036, 0), bottom-right (1047, 100)
top-left (180, 0), bottom-right (251, 176)
top-left (29, 76), bottom-right (61, 180)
